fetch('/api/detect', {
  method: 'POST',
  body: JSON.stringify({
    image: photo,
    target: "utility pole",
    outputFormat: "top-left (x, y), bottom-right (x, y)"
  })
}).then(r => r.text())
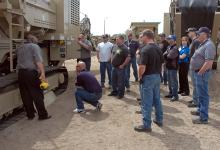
top-left (104, 19), bottom-right (106, 34)
top-left (104, 17), bottom-right (108, 34)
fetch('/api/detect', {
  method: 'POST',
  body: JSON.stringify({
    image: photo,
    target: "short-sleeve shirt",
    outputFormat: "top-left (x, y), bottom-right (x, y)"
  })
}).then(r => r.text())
top-left (16, 42), bottom-right (43, 71)
top-left (140, 43), bottom-right (163, 75)
top-left (111, 44), bottom-right (129, 67)
top-left (97, 42), bottom-right (113, 62)
top-left (80, 40), bottom-right (92, 59)
top-left (190, 39), bottom-right (216, 70)
top-left (178, 46), bottom-right (190, 63)
top-left (124, 40), bottom-right (139, 58)
top-left (75, 71), bottom-right (102, 93)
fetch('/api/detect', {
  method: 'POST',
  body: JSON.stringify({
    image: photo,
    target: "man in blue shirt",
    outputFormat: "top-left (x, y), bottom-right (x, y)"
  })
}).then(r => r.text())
top-left (74, 61), bottom-right (103, 113)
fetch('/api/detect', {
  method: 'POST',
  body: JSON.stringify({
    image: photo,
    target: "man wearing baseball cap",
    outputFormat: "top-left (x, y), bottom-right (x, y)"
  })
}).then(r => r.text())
top-left (163, 35), bottom-right (179, 102)
top-left (186, 27), bottom-right (201, 108)
top-left (190, 27), bottom-right (216, 124)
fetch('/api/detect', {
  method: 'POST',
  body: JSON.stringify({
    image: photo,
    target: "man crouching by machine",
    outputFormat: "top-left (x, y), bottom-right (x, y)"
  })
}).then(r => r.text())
top-left (73, 61), bottom-right (103, 113)
top-left (16, 33), bottom-right (51, 120)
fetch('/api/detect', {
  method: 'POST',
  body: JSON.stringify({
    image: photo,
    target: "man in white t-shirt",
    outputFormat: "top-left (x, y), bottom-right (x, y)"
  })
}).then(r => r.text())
top-left (96, 34), bottom-right (113, 88)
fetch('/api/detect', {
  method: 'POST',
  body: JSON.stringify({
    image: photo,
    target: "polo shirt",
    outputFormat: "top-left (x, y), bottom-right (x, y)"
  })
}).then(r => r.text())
top-left (190, 39), bottom-right (216, 70)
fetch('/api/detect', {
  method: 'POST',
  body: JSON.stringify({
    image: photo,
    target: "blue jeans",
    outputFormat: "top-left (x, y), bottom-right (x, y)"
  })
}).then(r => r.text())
top-left (75, 88), bottom-right (102, 109)
top-left (100, 62), bottom-right (112, 85)
top-left (190, 70), bottom-right (198, 105)
top-left (112, 67), bottom-right (125, 96)
top-left (194, 71), bottom-right (211, 121)
top-left (161, 64), bottom-right (168, 84)
top-left (141, 74), bottom-right (163, 128)
top-left (167, 69), bottom-right (178, 98)
top-left (125, 65), bottom-right (130, 88)
top-left (127, 57), bottom-right (138, 82)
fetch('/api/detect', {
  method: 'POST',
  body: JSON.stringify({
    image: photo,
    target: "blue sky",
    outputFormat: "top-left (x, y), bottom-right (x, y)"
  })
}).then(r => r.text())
top-left (80, 0), bottom-right (171, 35)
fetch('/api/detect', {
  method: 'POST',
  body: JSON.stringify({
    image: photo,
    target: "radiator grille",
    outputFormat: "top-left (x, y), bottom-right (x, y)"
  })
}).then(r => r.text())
top-left (70, 0), bottom-right (80, 25)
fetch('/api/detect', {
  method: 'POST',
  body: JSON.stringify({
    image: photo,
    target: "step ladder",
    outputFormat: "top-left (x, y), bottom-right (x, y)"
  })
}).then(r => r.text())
top-left (2, 0), bottom-right (26, 72)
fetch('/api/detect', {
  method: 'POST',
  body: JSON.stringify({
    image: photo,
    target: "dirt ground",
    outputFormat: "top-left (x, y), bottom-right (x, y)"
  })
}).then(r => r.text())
top-left (0, 57), bottom-right (220, 150)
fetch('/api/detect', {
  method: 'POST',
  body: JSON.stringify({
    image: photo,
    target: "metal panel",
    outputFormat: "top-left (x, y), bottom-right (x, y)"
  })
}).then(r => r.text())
top-left (24, 0), bottom-right (56, 29)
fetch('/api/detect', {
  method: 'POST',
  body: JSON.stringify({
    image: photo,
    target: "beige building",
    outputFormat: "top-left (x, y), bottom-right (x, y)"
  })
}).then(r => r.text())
top-left (130, 22), bottom-right (160, 38)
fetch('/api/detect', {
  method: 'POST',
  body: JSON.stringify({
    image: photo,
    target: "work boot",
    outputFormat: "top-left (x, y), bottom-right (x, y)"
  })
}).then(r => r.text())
top-left (190, 110), bottom-right (200, 116)
top-left (134, 125), bottom-right (152, 132)
top-left (192, 118), bottom-right (208, 124)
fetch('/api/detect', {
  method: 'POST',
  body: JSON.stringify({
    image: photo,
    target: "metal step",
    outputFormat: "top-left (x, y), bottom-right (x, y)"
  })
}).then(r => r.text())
top-left (11, 23), bottom-right (23, 27)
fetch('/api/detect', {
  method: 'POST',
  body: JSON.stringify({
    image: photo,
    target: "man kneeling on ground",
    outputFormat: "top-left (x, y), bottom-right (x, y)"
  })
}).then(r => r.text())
top-left (74, 61), bottom-right (103, 113)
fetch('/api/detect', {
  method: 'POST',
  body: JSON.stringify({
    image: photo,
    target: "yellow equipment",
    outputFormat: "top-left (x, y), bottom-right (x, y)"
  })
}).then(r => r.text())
top-left (40, 80), bottom-right (49, 90)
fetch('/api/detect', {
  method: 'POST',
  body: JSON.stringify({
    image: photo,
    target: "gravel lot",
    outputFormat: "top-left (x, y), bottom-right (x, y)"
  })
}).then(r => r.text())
top-left (0, 57), bottom-right (220, 150)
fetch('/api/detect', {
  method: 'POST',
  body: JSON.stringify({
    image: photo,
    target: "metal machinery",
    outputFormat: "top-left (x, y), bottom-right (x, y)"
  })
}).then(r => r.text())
top-left (0, 0), bottom-right (81, 118)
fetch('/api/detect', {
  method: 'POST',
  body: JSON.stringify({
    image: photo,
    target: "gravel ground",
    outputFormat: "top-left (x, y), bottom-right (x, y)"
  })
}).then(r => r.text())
top-left (0, 57), bottom-right (220, 150)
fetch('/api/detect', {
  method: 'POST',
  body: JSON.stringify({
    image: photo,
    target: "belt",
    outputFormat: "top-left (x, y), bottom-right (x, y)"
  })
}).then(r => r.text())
top-left (194, 69), bottom-right (200, 72)
top-left (19, 68), bottom-right (37, 72)
top-left (195, 69), bottom-right (210, 73)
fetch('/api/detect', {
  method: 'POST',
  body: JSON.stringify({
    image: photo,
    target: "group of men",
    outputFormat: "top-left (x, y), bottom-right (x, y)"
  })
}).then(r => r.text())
top-left (16, 26), bottom-right (216, 133)
top-left (159, 27), bottom-right (216, 125)
top-left (63, 26), bottom-right (216, 132)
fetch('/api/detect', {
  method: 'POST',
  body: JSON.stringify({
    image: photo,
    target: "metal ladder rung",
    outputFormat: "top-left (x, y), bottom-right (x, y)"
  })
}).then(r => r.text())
top-left (7, 9), bottom-right (23, 15)
top-left (11, 23), bottom-right (23, 27)
top-left (12, 39), bottom-right (24, 42)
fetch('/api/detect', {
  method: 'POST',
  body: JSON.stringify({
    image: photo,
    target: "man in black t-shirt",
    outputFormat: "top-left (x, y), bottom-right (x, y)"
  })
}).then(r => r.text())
top-left (134, 29), bottom-right (163, 133)
top-left (108, 35), bottom-right (130, 99)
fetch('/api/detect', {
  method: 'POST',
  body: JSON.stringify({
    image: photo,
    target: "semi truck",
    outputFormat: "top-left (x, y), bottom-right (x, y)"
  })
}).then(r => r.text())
top-left (0, 0), bottom-right (81, 119)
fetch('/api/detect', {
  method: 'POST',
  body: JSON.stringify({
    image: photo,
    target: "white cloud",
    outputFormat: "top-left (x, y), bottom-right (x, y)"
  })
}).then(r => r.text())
top-left (80, 0), bottom-right (170, 35)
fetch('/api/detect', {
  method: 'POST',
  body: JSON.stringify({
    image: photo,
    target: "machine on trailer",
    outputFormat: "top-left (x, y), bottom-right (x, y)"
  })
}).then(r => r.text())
top-left (0, 0), bottom-right (81, 119)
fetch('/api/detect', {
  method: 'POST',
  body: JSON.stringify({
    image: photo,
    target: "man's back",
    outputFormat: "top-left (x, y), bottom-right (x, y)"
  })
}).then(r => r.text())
top-left (140, 43), bottom-right (163, 75)
top-left (76, 71), bottom-right (102, 93)
top-left (16, 42), bottom-right (42, 71)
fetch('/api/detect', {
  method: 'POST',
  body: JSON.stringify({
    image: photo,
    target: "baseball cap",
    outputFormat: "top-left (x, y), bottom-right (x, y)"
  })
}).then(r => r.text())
top-left (159, 33), bottom-right (166, 37)
top-left (166, 35), bottom-right (176, 41)
top-left (186, 27), bottom-right (197, 33)
top-left (196, 27), bottom-right (210, 35)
